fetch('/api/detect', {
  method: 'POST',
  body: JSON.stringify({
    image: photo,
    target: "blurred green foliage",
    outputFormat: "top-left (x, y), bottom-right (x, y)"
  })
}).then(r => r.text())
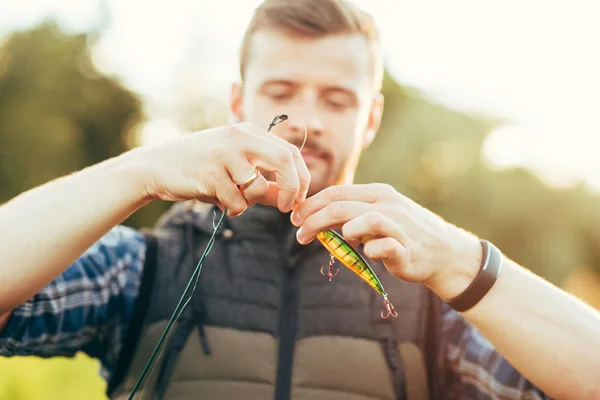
top-left (0, 21), bottom-right (171, 230)
top-left (1, 22), bottom-right (600, 400)
top-left (356, 73), bottom-right (600, 284)
top-left (0, 353), bottom-right (106, 400)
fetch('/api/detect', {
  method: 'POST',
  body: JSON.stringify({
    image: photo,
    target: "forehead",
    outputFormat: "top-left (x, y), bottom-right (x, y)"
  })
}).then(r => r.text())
top-left (243, 30), bottom-right (374, 93)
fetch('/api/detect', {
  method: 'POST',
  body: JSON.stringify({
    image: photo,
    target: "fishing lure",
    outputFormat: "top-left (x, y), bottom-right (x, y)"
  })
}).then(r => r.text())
top-left (317, 229), bottom-right (398, 319)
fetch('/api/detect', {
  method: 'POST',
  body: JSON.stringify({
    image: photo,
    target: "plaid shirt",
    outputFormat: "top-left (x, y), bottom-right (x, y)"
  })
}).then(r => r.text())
top-left (0, 225), bottom-right (550, 399)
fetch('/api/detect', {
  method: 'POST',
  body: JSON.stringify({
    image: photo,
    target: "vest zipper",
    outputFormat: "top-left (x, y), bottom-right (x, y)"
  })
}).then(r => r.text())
top-left (274, 249), bottom-right (299, 400)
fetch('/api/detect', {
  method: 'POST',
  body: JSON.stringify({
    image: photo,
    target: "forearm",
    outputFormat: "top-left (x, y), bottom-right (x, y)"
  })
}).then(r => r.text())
top-left (463, 259), bottom-right (600, 398)
top-left (434, 234), bottom-right (600, 399)
top-left (291, 184), bottom-right (600, 397)
top-left (0, 149), bottom-right (150, 313)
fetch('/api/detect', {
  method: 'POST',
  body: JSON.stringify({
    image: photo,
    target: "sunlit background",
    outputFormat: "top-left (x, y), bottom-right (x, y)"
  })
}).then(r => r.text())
top-left (1, 0), bottom-right (600, 398)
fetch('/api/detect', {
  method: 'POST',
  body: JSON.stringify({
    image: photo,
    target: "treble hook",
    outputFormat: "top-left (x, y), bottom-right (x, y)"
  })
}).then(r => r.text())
top-left (381, 293), bottom-right (398, 319)
top-left (320, 253), bottom-right (340, 281)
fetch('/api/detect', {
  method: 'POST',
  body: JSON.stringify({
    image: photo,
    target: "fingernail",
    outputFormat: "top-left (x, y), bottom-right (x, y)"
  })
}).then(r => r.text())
top-left (285, 200), bottom-right (295, 212)
top-left (296, 227), bottom-right (304, 244)
top-left (299, 190), bottom-right (308, 202)
top-left (291, 209), bottom-right (302, 226)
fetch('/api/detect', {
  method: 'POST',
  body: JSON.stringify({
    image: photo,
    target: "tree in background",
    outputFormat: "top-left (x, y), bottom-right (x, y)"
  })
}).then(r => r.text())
top-left (0, 21), bottom-right (142, 400)
top-left (0, 21), bottom-right (170, 229)
top-left (0, 22), bottom-right (138, 191)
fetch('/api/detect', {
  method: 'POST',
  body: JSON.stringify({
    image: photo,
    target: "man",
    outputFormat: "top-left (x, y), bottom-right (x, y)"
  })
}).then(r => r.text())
top-left (1, 0), bottom-right (599, 399)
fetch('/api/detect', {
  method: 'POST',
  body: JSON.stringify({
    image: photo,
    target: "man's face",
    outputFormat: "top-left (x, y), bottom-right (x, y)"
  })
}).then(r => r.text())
top-left (230, 30), bottom-right (383, 196)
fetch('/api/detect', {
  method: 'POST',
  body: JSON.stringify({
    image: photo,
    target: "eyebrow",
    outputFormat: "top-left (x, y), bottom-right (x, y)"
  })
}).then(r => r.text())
top-left (258, 80), bottom-right (296, 91)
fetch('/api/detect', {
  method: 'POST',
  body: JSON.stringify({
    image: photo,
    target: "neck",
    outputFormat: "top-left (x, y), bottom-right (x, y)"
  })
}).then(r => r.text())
top-left (336, 167), bottom-right (357, 186)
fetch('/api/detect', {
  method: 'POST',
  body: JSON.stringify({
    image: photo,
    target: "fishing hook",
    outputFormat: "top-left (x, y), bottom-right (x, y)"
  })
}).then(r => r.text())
top-left (267, 114), bottom-right (306, 153)
top-left (320, 253), bottom-right (340, 281)
top-left (381, 293), bottom-right (398, 319)
top-left (268, 114), bottom-right (288, 131)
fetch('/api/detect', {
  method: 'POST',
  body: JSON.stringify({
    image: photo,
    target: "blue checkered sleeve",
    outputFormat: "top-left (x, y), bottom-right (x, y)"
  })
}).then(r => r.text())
top-left (0, 225), bottom-right (145, 381)
top-left (442, 303), bottom-right (552, 399)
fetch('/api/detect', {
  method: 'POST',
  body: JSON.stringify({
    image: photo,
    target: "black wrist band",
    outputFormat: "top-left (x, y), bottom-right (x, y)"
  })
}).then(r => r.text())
top-left (445, 240), bottom-right (503, 312)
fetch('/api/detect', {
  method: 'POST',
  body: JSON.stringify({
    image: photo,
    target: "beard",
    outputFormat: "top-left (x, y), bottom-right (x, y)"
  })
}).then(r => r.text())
top-left (257, 135), bottom-right (345, 197)
top-left (259, 154), bottom-right (356, 199)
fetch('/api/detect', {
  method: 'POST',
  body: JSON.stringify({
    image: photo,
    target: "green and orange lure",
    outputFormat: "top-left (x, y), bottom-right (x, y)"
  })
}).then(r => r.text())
top-left (316, 229), bottom-right (398, 319)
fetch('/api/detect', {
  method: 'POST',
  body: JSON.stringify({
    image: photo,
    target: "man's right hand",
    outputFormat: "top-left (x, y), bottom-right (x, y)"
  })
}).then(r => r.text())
top-left (0, 121), bottom-right (309, 314)
top-left (130, 122), bottom-right (311, 216)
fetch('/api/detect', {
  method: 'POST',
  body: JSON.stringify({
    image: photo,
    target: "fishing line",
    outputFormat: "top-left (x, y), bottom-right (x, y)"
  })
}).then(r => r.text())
top-left (127, 115), bottom-right (288, 399)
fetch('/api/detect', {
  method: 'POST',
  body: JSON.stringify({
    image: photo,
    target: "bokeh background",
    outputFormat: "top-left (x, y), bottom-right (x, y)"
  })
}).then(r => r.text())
top-left (1, 0), bottom-right (600, 398)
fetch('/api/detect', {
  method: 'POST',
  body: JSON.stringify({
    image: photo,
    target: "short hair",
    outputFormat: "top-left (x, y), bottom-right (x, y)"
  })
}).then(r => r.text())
top-left (239, 0), bottom-right (384, 92)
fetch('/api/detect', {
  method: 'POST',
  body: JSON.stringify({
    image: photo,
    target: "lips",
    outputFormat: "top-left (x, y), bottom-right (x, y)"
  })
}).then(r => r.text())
top-left (301, 149), bottom-right (327, 162)
top-left (292, 138), bottom-right (330, 163)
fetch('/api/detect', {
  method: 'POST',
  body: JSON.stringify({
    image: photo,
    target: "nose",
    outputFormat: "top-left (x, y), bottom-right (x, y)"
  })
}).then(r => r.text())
top-left (284, 97), bottom-right (325, 145)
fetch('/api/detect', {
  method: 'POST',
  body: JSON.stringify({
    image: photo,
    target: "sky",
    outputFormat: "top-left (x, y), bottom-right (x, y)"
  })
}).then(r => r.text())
top-left (1, 0), bottom-right (599, 191)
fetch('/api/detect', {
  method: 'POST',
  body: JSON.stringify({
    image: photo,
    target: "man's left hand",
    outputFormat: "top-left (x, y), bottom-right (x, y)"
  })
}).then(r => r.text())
top-left (291, 183), bottom-right (483, 300)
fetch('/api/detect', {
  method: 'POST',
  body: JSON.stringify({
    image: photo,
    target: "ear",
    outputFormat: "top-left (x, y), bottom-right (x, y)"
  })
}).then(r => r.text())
top-left (362, 92), bottom-right (384, 149)
top-left (229, 81), bottom-right (244, 123)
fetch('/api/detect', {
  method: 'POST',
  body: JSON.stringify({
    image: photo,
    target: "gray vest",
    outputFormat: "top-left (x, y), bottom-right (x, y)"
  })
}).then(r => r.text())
top-left (108, 202), bottom-right (443, 400)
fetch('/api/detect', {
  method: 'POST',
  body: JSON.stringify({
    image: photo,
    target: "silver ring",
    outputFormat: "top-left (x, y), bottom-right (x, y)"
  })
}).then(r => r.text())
top-left (238, 168), bottom-right (260, 190)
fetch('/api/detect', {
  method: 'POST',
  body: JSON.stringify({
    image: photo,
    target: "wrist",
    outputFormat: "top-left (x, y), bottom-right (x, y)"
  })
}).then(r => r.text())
top-left (426, 228), bottom-right (483, 302)
top-left (112, 147), bottom-right (156, 204)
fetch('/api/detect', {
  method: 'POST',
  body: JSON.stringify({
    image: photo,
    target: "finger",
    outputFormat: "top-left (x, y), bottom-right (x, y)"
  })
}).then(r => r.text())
top-left (291, 184), bottom-right (394, 226)
top-left (363, 237), bottom-right (408, 272)
top-left (263, 131), bottom-right (311, 204)
top-left (341, 211), bottom-right (407, 246)
top-left (213, 172), bottom-right (248, 217)
top-left (297, 201), bottom-right (373, 244)
top-left (226, 161), bottom-right (269, 206)
top-left (256, 182), bottom-right (280, 208)
top-left (345, 234), bottom-right (378, 249)
top-left (244, 138), bottom-right (300, 212)
top-left (239, 174), bottom-right (270, 206)
top-left (241, 123), bottom-right (310, 205)
top-left (287, 144), bottom-right (310, 205)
